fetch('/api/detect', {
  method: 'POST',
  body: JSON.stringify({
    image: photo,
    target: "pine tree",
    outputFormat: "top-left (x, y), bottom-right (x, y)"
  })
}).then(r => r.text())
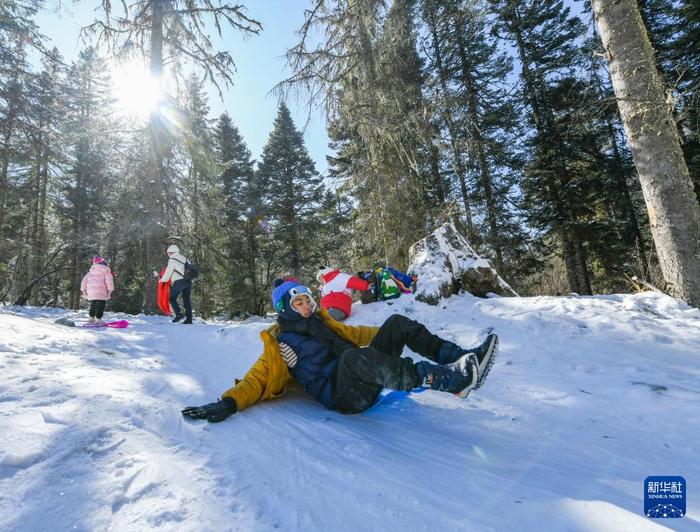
top-left (421, 0), bottom-right (529, 281)
top-left (421, 0), bottom-right (476, 239)
top-left (61, 47), bottom-right (115, 309)
top-left (372, 0), bottom-right (436, 257)
top-left (283, 0), bottom-right (433, 266)
top-left (490, 0), bottom-right (596, 294)
top-left (0, 36), bottom-right (32, 294)
top-left (581, 27), bottom-right (653, 283)
top-left (214, 112), bottom-right (267, 316)
top-left (103, 132), bottom-right (154, 313)
top-left (258, 102), bottom-right (323, 279)
top-left (0, 0), bottom-right (50, 302)
top-left (19, 48), bottom-right (67, 305)
top-left (179, 76), bottom-right (221, 317)
top-left (81, 0), bottom-right (262, 313)
top-left (0, 0), bottom-right (44, 61)
top-left (315, 189), bottom-right (353, 270)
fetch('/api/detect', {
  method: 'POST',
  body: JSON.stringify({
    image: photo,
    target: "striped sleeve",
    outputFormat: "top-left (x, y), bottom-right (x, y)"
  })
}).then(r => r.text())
top-left (278, 342), bottom-right (298, 368)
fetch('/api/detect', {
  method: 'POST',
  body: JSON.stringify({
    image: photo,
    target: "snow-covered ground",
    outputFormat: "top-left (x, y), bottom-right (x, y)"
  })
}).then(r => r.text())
top-left (1, 292), bottom-right (699, 531)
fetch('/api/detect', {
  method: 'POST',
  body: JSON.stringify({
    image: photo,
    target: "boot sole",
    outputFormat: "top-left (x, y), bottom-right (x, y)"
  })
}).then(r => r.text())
top-left (455, 385), bottom-right (475, 399)
top-left (454, 357), bottom-right (479, 399)
top-left (473, 334), bottom-right (498, 390)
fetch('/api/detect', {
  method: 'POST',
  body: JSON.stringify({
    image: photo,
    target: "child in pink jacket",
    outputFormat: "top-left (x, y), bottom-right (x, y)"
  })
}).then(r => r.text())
top-left (81, 256), bottom-right (115, 324)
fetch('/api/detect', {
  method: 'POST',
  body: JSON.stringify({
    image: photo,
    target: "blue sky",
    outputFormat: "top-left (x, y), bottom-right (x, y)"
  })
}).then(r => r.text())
top-left (34, 1), bottom-right (331, 174)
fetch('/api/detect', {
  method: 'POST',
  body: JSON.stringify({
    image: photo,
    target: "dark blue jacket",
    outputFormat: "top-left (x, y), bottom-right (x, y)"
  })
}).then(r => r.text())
top-left (278, 329), bottom-right (340, 410)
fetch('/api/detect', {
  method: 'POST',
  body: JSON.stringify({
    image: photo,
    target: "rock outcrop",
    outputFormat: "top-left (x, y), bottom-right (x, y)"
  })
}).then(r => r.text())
top-left (408, 223), bottom-right (517, 305)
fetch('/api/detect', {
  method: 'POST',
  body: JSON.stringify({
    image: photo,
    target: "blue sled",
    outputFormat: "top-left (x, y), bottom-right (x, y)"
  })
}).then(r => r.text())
top-left (364, 387), bottom-right (428, 413)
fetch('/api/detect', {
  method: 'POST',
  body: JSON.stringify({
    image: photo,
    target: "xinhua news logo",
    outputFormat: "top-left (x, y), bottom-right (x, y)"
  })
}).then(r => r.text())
top-left (644, 476), bottom-right (686, 519)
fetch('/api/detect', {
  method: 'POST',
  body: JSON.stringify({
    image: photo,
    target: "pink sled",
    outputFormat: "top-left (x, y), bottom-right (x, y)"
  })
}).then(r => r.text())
top-left (82, 320), bottom-right (129, 329)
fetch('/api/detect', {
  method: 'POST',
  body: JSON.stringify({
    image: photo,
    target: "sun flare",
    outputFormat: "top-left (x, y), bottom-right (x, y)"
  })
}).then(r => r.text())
top-left (110, 62), bottom-right (163, 120)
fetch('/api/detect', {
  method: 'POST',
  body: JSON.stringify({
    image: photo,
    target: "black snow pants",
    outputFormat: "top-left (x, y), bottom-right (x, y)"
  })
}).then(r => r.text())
top-left (333, 314), bottom-right (445, 414)
top-left (89, 300), bottom-right (106, 319)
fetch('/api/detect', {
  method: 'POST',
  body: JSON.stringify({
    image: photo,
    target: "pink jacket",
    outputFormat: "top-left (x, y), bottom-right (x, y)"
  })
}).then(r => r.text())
top-left (81, 263), bottom-right (114, 301)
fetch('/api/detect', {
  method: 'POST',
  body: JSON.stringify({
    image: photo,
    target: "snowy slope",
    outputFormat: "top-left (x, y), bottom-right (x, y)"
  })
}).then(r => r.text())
top-left (1, 292), bottom-right (699, 532)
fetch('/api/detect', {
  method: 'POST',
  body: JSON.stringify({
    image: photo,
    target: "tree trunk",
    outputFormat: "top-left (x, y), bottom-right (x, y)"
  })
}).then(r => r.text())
top-left (31, 141), bottom-right (50, 305)
top-left (191, 164), bottom-right (200, 233)
top-left (69, 164), bottom-right (86, 309)
top-left (509, 16), bottom-right (581, 292)
top-left (591, 0), bottom-right (700, 307)
top-left (246, 220), bottom-right (258, 315)
top-left (356, 11), bottom-right (393, 265)
top-left (12, 215), bottom-right (31, 301)
top-left (144, 0), bottom-right (167, 314)
top-left (27, 137), bottom-right (42, 303)
top-left (425, 11), bottom-right (475, 240)
top-left (428, 136), bottom-right (445, 207)
top-left (456, 26), bottom-right (504, 272)
top-left (505, 5), bottom-right (592, 294)
top-left (0, 97), bottom-right (17, 228)
top-left (606, 118), bottom-right (650, 278)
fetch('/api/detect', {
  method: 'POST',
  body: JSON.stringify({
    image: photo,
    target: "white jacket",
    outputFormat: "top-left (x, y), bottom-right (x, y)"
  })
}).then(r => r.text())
top-left (161, 253), bottom-right (188, 283)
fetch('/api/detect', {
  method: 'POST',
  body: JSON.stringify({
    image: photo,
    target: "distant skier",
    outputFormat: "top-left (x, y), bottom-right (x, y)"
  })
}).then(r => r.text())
top-left (182, 278), bottom-right (497, 422)
top-left (159, 244), bottom-right (193, 324)
top-left (80, 255), bottom-right (114, 325)
top-left (316, 266), bottom-right (371, 321)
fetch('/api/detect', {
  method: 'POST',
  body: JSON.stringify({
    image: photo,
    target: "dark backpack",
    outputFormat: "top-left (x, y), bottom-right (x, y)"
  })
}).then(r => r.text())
top-left (174, 257), bottom-right (199, 281)
top-left (357, 271), bottom-right (378, 304)
top-left (183, 261), bottom-right (199, 281)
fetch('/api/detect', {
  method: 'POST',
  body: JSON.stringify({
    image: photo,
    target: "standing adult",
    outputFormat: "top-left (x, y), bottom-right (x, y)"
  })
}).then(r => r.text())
top-left (160, 244), bottom-right (193, 324)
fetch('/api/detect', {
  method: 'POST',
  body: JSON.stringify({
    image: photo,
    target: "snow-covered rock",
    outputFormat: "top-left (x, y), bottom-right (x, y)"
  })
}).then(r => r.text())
top-left (408, 222), bottom-right (517, 304)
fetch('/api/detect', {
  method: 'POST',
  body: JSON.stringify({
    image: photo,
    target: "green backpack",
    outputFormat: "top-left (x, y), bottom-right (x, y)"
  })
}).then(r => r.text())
top-left (378, 268), bottom-right (401, 300)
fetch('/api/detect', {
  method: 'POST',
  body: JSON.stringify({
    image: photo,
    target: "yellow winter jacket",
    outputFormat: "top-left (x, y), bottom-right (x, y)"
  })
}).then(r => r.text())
top-left (221, 308), bottom-right (379, 411)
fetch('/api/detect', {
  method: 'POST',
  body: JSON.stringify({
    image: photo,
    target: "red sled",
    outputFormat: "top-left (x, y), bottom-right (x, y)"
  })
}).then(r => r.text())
top-left (158, 266), bottom-right (173, 316)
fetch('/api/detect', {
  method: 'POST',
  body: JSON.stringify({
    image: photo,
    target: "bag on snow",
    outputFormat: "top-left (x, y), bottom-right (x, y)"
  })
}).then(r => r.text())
top-left (358, 271), bottom-right (378, 304)
top-left (377, 268), bottom-right (401, 300)
top-left (357, 265), bottom-right (416, 302)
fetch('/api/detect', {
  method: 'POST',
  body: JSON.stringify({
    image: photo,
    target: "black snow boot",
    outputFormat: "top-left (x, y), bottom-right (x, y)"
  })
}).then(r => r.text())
top-left (415, 354), bottom-right (478, 398)
top-left (172, 314), bottom-right (184, 323)
top-left (438, 333), bottom-right (498, 390)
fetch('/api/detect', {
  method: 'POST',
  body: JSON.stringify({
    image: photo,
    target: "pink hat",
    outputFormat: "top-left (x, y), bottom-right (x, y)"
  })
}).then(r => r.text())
top-left (92, 255), bottom-right (106, 264)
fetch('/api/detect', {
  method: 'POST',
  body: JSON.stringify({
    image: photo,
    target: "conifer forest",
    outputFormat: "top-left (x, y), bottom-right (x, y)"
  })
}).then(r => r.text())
top-left (1, 0), bottom-right (699, 315)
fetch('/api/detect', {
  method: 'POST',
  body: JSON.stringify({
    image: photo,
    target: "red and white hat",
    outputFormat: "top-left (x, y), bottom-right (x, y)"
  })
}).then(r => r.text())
top-left (316, 266), bottom-right (335, 282)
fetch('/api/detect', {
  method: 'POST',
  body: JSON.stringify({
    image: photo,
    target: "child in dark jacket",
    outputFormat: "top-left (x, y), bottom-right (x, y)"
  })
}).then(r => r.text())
top-left (182, 279), bottom-right (498, 422)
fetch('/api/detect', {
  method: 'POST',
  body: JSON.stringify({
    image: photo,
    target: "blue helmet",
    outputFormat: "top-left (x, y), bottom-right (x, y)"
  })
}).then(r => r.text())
top-left (271, 279), bottom-right (317, 320)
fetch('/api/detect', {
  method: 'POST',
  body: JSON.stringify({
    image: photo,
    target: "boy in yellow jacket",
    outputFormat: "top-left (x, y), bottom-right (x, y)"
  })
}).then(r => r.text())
top-left (182, 279), bottom-right (497, 422)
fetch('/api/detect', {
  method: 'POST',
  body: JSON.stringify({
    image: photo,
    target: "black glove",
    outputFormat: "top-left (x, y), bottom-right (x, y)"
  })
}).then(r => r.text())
top-left (181, 397), bottom-right (237, 423)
